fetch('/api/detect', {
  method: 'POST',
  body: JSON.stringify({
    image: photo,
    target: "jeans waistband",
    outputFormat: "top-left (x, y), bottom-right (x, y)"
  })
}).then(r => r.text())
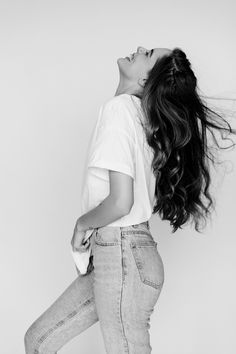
top-left (95, 220), bottom-right (150, 233)
top-left (122, 220), bottom-right (150, 230)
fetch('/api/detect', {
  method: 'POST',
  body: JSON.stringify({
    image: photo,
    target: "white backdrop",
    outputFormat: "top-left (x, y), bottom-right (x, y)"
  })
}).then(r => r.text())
top-left (0, 0), bottom-right (236, 353)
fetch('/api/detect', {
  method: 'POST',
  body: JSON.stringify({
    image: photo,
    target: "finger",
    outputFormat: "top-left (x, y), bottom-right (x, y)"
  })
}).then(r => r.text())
top-left (82, 239), bottom-right (89, 246)
top-left (71, 243), bottom-right (88, 252)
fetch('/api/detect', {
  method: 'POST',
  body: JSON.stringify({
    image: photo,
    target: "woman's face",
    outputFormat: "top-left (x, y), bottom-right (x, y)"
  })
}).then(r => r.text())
top-left (118, 46), bottom-right (172, 82)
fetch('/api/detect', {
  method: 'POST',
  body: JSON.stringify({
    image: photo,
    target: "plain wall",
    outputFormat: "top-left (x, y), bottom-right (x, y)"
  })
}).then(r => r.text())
top-left (0, 0), bottom-right (236, 353)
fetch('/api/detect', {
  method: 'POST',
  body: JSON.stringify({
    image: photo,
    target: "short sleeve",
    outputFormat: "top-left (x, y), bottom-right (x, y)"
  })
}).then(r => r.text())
top-left (87, 99), bottom-right (136, 180)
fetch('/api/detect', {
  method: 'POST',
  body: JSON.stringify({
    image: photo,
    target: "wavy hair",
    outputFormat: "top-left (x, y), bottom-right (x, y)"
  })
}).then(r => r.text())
top-left (134, 47), bottom-right (236, 233)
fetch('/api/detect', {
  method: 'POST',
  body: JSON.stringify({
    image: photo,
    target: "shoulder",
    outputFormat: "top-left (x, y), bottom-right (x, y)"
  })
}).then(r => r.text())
top-left (101, 94), bottom-right (132, 111)
top-left (99, 94), bottom-right (135, 130)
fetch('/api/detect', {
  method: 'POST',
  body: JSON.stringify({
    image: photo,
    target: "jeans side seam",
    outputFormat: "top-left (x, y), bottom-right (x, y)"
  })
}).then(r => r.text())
top-left (118, 240), bottom-right (130, 353)
top-left (33, 297), bottom-right (95, 354)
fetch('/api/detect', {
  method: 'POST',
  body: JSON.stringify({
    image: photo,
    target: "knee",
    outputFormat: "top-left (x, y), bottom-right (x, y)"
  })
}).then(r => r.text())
top-left (24, 323), bottom-right (38, 354)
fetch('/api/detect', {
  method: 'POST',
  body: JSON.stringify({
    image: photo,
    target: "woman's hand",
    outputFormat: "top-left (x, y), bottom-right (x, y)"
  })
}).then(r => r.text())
top-left (71, 218), bottom-right (90, 252)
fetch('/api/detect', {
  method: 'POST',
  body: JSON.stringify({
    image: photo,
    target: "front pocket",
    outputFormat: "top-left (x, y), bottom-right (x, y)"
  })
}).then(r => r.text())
top-left (94, 229), bottom-right (120, 246)
top-left (130, 241), bottom-right (164, 289)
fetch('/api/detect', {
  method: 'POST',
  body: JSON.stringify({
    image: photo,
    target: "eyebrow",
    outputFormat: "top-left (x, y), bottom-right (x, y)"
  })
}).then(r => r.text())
top-left (150, 49), bottom-right (154, 57)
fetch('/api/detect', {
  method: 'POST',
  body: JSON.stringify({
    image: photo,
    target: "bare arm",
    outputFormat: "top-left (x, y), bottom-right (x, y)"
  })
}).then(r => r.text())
top-left (77, 170), bottom-right (134, 230)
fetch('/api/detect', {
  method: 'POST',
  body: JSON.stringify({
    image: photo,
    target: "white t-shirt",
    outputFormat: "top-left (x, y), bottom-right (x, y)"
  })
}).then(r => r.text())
top-left (79, 93), bottom-right (156, 227)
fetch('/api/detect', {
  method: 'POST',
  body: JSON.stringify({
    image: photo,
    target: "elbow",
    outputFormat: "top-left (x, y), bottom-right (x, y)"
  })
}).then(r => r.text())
top-left (114, 196), bottom-right (134, 216)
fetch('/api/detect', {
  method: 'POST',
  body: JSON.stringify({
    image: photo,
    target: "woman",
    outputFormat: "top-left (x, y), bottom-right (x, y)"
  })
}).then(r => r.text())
top-left (24, 46), bottom-right (236, 354)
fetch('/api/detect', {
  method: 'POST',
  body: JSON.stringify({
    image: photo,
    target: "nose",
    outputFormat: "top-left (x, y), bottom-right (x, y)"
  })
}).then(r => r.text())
top-left (137, 46), bottom-right (148, 54)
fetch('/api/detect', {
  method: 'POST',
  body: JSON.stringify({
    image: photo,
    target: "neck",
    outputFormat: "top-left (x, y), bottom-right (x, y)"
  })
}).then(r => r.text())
top-left (114, 78), bottom-right (141, 97)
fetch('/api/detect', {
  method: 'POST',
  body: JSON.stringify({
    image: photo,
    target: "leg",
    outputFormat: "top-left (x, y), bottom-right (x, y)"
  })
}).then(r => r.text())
top-left (24, 270), bottom-right (98, 354)
top-left (120, 232), bottom-right (164, 353)
top-left (93, 225), bottom-right (164, 354)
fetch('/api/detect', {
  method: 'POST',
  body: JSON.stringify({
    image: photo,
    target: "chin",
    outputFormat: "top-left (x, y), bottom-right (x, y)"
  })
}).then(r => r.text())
top-left (117, 57), bottom-right (129, 67)
top-left (117, 58), bottom-right (130, 79)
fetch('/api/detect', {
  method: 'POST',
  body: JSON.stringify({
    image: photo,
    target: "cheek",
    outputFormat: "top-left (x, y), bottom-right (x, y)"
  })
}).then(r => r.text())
top-left (130, 61), bottom-right (147, 77)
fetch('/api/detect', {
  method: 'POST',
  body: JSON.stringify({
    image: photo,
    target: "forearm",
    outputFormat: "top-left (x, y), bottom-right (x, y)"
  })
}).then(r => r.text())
top-left (78, 195), bottom-right (128, 230)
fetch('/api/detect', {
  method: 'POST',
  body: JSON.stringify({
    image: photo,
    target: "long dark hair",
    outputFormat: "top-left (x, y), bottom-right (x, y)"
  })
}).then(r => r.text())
top-left (135, 47), bottom-right (236, 233)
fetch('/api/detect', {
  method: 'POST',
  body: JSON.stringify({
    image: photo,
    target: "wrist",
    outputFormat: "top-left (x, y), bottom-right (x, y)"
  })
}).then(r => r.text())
top-left (76, 217), bottom-right (87, 232)
top-left (76, 216), bottom-right (93, 232)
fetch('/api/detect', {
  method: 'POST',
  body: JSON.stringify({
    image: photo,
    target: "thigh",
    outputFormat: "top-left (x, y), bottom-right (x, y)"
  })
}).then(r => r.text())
top-left (92, 225), bottom-right (165, 354)
top-left (123, 225), bottom-right (165, 316)
top-left (121, 226), bottom-right (165, 353)
top-left (24, 271), bottom-right (98, 354)
top-left (92, 227), bottom-right (130, 353)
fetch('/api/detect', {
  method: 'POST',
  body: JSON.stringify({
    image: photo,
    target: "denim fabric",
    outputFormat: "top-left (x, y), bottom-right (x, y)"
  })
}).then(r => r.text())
top-left (24, 221), bottom-right (165, 354)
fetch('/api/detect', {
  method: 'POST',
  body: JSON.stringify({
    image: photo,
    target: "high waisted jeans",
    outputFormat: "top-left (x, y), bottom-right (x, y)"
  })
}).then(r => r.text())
top-left (24, 221), bottom-right (165, 354)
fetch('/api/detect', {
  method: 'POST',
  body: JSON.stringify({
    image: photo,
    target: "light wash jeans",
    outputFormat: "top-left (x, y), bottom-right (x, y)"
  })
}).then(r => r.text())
top-left (24, 221), bottom-right (165, 354)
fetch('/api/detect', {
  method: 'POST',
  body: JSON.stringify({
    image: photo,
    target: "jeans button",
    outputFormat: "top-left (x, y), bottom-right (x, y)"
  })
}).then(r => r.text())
top-left (132, 224), bottom-right (139, 228)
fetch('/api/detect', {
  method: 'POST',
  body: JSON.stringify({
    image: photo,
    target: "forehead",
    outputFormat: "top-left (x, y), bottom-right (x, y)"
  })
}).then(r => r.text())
top-left (153, 47), bottom-right (172, 59)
